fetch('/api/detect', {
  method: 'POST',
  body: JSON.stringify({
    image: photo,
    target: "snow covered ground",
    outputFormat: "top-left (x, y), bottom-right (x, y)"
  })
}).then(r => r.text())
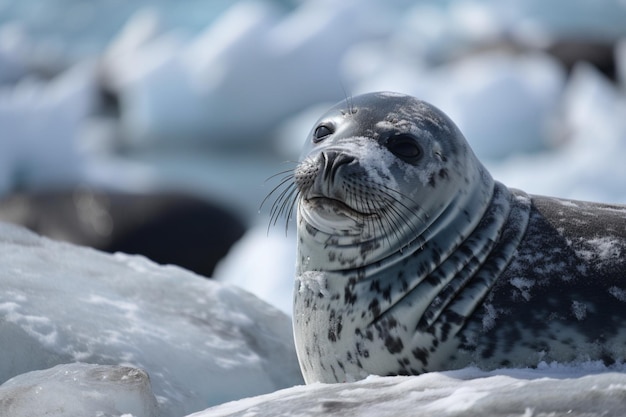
top-left (198, 365), bottom-right (626, 417)
top-left (1, 0), bottom-right (626, 415)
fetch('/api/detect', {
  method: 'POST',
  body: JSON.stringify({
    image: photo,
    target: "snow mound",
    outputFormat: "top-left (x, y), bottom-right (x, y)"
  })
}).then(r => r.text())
top-left (0, 221), bottom-right (303, 417)
top-left (194, 365), bottom-right (626, 417)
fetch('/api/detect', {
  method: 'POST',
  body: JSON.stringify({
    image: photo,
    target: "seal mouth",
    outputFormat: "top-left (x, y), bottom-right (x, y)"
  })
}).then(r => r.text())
top-left (305, 197), bottom-right (374, 218)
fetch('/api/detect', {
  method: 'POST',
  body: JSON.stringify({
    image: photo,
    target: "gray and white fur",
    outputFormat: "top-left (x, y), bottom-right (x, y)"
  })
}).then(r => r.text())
top-left (279, 92), bottom-right (626, 384)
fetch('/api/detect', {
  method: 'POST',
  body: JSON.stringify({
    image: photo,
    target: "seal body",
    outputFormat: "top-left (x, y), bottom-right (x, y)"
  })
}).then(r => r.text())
top-left (290, 92), bottom-right (626, 384)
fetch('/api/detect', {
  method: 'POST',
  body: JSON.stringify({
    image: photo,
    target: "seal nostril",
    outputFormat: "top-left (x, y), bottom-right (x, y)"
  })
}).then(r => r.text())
top-left (322, 151), bottom-right (355, 183)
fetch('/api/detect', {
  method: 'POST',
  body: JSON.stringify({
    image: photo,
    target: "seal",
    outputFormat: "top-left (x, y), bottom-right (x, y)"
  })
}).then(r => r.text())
top-left (0, 189), bottom-right (245, 277)
top-left (267, 91), bottom-right (626, 384)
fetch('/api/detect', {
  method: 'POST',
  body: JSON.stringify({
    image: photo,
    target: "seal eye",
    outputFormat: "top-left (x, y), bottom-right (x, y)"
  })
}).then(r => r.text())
top-left (387, 134), bottom-right (422, 162)
top-left (313, 124), bottom-right (334, 143)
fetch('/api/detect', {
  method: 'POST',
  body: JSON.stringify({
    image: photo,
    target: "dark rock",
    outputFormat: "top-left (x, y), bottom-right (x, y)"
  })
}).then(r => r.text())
top-left (0, 187), bottom-right (246, 278)
top-left (545, 39), bottom-right (616, 81)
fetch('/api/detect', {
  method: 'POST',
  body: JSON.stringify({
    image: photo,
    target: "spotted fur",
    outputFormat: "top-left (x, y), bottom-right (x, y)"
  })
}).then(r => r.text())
top-left (285, 92), bottom-right (626, 384)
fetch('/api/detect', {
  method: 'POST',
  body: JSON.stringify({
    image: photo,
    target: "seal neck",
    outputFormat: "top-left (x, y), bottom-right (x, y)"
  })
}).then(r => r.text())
top-left (296, 162), bottom-right (495, 274)
top-left (362, 182), bottom-right (531, 335)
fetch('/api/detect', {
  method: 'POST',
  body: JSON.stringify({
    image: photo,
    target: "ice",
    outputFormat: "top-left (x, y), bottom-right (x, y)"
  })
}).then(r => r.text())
top-left (0, 0), bottom-right (239, 68)
top-left (103, 2), bottom-right (282, 146)
top-left (488, 62), bottom-right (626, 204)
top-left (0, 363), bottom-right (159, 417)
top-left (193, 366), bottom-right (626, 417)
top-left (0, 23), bottom-right (30, 84)
top-left (494, 0), bottom-right (626, 41)
top-left (0, 61), bottom-right (96, 194)
top-left (102, 9), bottom-right (165, 89)
top-left (214, 224), bottom-right (296, 315)
top-left (0, 221), bottom-right (303, 416)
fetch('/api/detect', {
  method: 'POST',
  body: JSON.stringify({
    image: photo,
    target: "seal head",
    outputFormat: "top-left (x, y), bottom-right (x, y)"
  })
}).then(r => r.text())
top-left (295, 92), bottom-right (494, 271)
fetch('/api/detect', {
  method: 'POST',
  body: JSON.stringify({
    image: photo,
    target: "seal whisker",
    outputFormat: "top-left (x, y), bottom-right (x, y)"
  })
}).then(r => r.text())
top-left (378, 184), bottom-right (428, 221)
top-left (363, 194), bottom-right (385, 243)
top-left (340, 83), bottom-right (356, 116)
top-left (271, 182), bottom-right (296, 219)
top-left (347, 190), bottom-right (386, 247)
top-left (376, 204), bottom-right (404, 249)
top-left (263, 165), bottom-right (298, 182)
top-left (358, 192), bottom-right (392, 247)
top-left (377, 189), bottom-right (424, 242)
top-left (268, 178), bottom-right (295, 219)
top-left (261, 168), bottom-right (299, 235)
top-left (377, 185), bottom-right (434, 248)
top-left (284, 188), bottom-right (300, 235)
top-left (260, 169), bottom-right (296, 212)
top-left (271, 183), bottom-right (298, 233)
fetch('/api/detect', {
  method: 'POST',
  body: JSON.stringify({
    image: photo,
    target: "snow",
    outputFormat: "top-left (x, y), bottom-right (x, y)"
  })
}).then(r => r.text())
top-left (1, 0), bottom-right (626, 415)
top-left (297, 271), bottom-right (329, 298)
top-left (0, 61), bottom-right (96, 194)
top-left (608, 286), bottom-right (626, 303)
top-left (213, 225), bottom-right (296, 315)
top-left (194, 365), bottom-right (626, 417)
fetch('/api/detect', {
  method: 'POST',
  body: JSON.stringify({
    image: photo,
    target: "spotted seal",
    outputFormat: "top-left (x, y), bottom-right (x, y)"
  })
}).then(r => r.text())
top-left (267, 92), bottom-right (626, 384)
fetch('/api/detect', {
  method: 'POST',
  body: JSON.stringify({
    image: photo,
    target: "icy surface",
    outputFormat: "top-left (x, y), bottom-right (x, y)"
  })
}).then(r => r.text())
top-left (0, 61), bottom-right (96, 194)
top-left (0, 222), bottom-right (303, 417)
top-left (213, 224), bottom-right (296, 315)
top-left (0, 363), bottom-right (159, 417)
top-left (194, 364), bottom-right (626, 417)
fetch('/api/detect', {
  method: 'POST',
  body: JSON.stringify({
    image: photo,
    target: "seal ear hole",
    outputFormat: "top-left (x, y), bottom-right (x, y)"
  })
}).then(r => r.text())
top-left (313, 123), bottom-right (334, 143)
top-left (386, 134), bottom-right (422, 163)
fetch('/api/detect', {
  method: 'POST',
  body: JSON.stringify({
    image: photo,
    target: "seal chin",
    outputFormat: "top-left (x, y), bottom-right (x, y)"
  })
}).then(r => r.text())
top-left (300, 196), bottom-right (373, 236)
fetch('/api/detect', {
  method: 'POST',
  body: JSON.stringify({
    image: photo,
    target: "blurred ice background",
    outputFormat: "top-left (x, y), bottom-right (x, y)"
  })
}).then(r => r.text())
top-left (0, 0), bottom-right (625, 324)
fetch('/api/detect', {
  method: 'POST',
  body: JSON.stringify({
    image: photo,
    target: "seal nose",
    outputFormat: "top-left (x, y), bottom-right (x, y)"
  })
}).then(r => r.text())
top-left (322, 151), bottom-right (355, 183)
